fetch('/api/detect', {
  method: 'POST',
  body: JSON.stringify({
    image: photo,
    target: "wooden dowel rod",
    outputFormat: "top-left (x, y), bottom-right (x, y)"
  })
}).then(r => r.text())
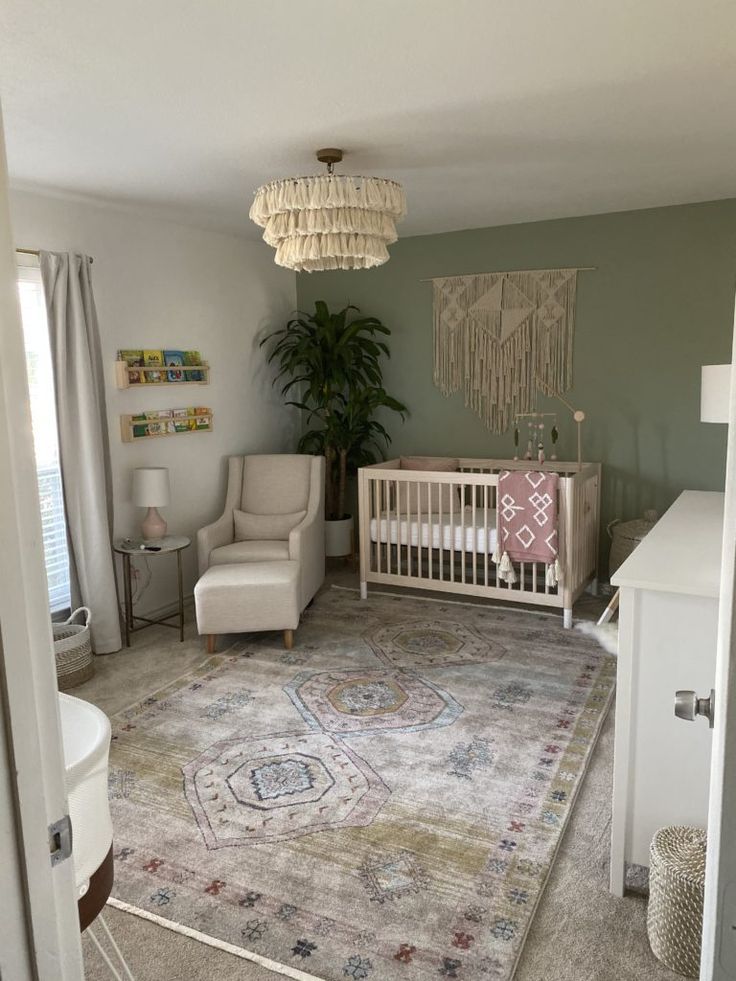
top-left (419, 266), bottom-right (595, 283)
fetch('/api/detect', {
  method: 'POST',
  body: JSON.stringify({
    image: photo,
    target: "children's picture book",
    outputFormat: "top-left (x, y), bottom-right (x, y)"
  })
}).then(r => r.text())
top-left (183, 350), bottom-right (204, 381)
top-left (164, 350), bottom-right (185, 382)
top-left (143, 350), bottom-right (164, 383)
top-left (118, 349), bottom-right (145, 384)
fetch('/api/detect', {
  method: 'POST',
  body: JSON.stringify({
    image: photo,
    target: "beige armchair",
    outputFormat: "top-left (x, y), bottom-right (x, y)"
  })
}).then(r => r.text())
top-left (195, 455), bottom-right (325, 648)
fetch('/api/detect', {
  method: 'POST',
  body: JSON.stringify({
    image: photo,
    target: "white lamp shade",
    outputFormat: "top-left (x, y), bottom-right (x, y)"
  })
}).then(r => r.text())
top-left (132, 467), bottom-right (170, 507)
top-left (701, 364), bottom-right (732, 424)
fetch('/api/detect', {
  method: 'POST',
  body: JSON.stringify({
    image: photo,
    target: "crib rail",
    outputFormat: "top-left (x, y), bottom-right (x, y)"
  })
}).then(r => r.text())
top-left (358, 457), bottom-right (601, 620)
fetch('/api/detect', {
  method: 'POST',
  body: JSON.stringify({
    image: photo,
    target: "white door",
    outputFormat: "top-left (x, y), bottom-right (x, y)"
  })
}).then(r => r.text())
top-left (0, 103), bottom-right (85, 977)
top-left (701, 306), bottom-right (736, 979)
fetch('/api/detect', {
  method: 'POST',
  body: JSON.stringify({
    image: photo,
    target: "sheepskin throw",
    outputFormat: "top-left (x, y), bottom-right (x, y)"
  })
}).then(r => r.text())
top-left (432, 268), bottom-right (580, 433)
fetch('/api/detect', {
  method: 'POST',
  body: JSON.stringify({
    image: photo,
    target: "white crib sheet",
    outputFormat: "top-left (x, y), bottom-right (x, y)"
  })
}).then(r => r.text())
top-left (370, 507), bottom-right (497, 554)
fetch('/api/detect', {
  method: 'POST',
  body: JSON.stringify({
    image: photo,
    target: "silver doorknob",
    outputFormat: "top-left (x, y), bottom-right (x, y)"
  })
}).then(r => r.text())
top-left (675, 689), bottom-right (715, 729)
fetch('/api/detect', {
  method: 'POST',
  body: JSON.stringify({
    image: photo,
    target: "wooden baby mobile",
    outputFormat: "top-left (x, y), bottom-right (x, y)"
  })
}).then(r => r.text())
top-left (513, 412), bottom-right (558, 465)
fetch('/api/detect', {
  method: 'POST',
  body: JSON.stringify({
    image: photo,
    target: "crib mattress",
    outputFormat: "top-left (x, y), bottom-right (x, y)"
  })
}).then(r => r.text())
top-left (370, 508), bottom-right (498, 554)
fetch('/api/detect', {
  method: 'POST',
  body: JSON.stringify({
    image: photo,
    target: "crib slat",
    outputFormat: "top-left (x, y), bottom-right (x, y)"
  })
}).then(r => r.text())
top-left (449, 482), bottom-right (455, 582)
top-left (491, 483), bottom-right (497, 586)
top-left (396, 481), bottom-right (411, 576)
top-left (417, 481), bottom-right (423, 580)
top-left (383, 480), bottom-right (391, 575)
top-left (427, 480), bottom-right (433, 581)
top-left (460, 482), bottom-right (466, 584)
top-left (394, 479), bottom-right (400, 575)
top-left (471, 488), bottom-right (477, 585)
top-left (520, 561), bottom-right (525, 592)
top-left (373, 478), bottom-right (379, 574)
top-left (483, 484), bottom-right (488, 587)
top-left (438, 479), bottom-right (444, 582)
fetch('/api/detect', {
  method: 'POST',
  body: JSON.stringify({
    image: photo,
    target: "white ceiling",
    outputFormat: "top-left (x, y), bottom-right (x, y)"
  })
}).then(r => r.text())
top-left (1, 0), bottom-right (736, 240)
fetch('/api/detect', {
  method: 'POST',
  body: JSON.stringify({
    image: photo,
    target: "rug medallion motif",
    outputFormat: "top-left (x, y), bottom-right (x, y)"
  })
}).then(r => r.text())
top-left (183, 730), bottom-right (389, 847)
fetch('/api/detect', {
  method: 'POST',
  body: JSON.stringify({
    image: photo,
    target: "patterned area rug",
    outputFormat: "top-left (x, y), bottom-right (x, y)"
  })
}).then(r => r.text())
top-left (107, 588), bottom-right (615, 980)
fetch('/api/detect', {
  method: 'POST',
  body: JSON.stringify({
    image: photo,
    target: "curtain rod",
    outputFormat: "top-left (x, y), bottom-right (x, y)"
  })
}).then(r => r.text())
top-left (16, 248), bottom-right (94, 263)
top-left (419, 265), bottom-right (595, 282)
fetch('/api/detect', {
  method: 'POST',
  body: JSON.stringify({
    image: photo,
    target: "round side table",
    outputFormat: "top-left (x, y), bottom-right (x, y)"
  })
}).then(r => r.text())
top-left (114, 536), bottom-right (190, 646)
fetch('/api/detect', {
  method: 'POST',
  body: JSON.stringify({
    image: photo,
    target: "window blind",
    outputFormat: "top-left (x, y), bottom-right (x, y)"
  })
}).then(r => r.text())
top-left (17, 264), bottom-right (72, 614)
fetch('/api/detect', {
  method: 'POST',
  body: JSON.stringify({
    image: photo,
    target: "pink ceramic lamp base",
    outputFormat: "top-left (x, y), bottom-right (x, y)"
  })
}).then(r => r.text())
top-left (141, 506), bottom-right (167, 540)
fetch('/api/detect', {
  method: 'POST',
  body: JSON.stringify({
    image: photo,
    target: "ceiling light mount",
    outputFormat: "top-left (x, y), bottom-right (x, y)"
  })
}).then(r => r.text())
top-left (249, 148), bottom-right (406, 273)
top-left (316, 148), bottom-right (343, 175)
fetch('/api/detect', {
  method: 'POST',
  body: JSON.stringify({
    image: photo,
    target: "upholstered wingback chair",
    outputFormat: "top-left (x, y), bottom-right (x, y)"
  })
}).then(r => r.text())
top-left (197, 454), bottom-right (325, 612)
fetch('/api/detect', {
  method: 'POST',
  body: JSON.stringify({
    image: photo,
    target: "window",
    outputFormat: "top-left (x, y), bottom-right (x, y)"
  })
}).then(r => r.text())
top-left (17, 264), bottom-right (72, 614)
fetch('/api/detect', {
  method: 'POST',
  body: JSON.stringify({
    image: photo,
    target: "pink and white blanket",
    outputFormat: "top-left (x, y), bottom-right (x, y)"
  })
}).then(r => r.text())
top-left (493, 470), bottom-right (561, 585)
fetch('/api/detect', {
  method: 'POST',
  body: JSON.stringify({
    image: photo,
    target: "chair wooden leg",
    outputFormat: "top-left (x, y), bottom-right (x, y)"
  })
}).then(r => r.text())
top-left (283, 629), bottom-right (294, 650)
top-left (206, 634), bottom-right (217, 654)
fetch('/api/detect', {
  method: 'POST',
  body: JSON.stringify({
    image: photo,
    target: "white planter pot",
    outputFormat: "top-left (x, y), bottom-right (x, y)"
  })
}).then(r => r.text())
top-left (325, 515), bottom-right (354, 558)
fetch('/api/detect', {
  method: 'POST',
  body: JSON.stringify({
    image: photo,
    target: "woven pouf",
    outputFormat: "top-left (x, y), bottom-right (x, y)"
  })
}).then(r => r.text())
top-left (647, 826), bottom-right (707, 977)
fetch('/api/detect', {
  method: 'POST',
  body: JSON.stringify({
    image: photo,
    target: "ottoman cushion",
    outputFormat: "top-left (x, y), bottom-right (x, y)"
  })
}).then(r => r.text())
top-left (194, 560), bottom-right (300, 635)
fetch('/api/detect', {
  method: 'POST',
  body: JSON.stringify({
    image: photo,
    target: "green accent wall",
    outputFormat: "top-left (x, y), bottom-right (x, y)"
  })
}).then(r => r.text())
top-left (296, 200), bottom-right (736, 573)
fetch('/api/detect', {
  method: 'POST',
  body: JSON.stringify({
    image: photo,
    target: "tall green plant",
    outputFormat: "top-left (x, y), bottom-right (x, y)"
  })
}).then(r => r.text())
top-left (261, 301), bottom-right (407, 520)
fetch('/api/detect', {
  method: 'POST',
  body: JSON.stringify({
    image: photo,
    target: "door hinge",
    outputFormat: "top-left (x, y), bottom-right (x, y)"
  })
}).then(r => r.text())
top-left (48, 814), bottom-right (72, 867)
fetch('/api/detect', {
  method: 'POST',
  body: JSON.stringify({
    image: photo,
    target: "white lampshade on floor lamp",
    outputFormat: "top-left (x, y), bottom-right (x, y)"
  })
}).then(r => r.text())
top-left (701, 364), bottom-right (732, 424)
top-left (133, 467), bottom-right (170, 540)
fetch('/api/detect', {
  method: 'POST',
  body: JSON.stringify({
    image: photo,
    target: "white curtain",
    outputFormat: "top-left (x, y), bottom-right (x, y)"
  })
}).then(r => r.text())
top-left (40, 252), bottom-right (121, 653)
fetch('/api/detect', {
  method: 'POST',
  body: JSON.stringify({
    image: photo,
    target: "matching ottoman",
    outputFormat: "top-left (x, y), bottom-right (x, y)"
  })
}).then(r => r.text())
top-left (194, 560), bottom-right (300, 652)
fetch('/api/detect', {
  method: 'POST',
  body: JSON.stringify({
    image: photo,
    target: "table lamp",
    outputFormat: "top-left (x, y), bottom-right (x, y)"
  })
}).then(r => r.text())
top-left (701, 364), bottom-right (732, 424)
top-left (132, 467), bottom-right (170, 539)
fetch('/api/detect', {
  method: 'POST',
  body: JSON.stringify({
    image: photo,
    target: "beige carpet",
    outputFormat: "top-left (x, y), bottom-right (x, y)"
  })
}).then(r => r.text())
top-left (79, 578), bottom-right (680, 981)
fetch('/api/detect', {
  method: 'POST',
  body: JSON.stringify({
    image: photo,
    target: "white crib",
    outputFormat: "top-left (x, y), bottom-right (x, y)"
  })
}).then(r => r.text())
top-left (358, 457), bottom-right (601, 627)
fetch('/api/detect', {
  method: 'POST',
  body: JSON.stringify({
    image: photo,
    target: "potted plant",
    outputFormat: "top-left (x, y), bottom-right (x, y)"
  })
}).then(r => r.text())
top-left (261, 301), bottom-right (406, 556)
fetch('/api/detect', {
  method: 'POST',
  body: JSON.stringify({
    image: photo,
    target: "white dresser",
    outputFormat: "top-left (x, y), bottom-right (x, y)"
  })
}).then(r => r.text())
top-left (609, 490), bottom-right (723, 896)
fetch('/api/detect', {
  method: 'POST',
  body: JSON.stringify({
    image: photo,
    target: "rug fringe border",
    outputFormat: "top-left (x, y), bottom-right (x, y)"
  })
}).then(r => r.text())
top-left (106, 896), bottom-right (324, 981)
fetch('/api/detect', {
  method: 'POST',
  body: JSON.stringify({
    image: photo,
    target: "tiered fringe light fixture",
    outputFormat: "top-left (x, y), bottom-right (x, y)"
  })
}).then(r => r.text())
top-left (249, 149), bottom-right (407, 272)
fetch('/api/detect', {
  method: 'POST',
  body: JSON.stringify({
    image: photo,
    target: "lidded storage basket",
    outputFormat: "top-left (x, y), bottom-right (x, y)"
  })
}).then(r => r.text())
top-left (53, 606), bottom-right (94, 690)
top-left (647, 826), bottom-right (706, 978)
top-left (608, 511), bottom-right (658, 576)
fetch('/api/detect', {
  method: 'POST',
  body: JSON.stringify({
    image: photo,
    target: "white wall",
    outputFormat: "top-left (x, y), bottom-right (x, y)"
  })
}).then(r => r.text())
top-left (9, 187), bottom-right (298, 619)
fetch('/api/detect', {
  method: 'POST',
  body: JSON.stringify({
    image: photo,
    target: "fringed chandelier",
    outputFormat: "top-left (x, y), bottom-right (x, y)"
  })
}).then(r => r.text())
top-left (249, 149), bottom-right (407, 272)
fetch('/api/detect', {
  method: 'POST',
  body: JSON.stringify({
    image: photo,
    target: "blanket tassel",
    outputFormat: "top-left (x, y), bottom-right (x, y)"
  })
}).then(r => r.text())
top-left (545, 558), bottom-right (562, 588)
top-left (496, 550), bottom-right (517, 584)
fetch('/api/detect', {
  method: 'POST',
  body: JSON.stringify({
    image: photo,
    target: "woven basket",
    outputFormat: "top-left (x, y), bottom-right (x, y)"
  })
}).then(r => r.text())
top-left (647, 826), bottom-right (706, 977)
top-left (53, 607), bottom-right (94, 690)
top-left (608, 517), bottom-right (657, 576)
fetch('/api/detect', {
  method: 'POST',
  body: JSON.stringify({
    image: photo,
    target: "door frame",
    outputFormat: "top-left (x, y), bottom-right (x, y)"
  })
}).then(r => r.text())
top-left (701, 312), bottom-right (736, 979)
top-left (0, 102), bottom-right (84, 979)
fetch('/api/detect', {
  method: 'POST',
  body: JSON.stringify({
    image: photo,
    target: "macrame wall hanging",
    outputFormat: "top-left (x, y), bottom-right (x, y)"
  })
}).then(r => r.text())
top-left (430, 267), bottom-right (586, 433)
